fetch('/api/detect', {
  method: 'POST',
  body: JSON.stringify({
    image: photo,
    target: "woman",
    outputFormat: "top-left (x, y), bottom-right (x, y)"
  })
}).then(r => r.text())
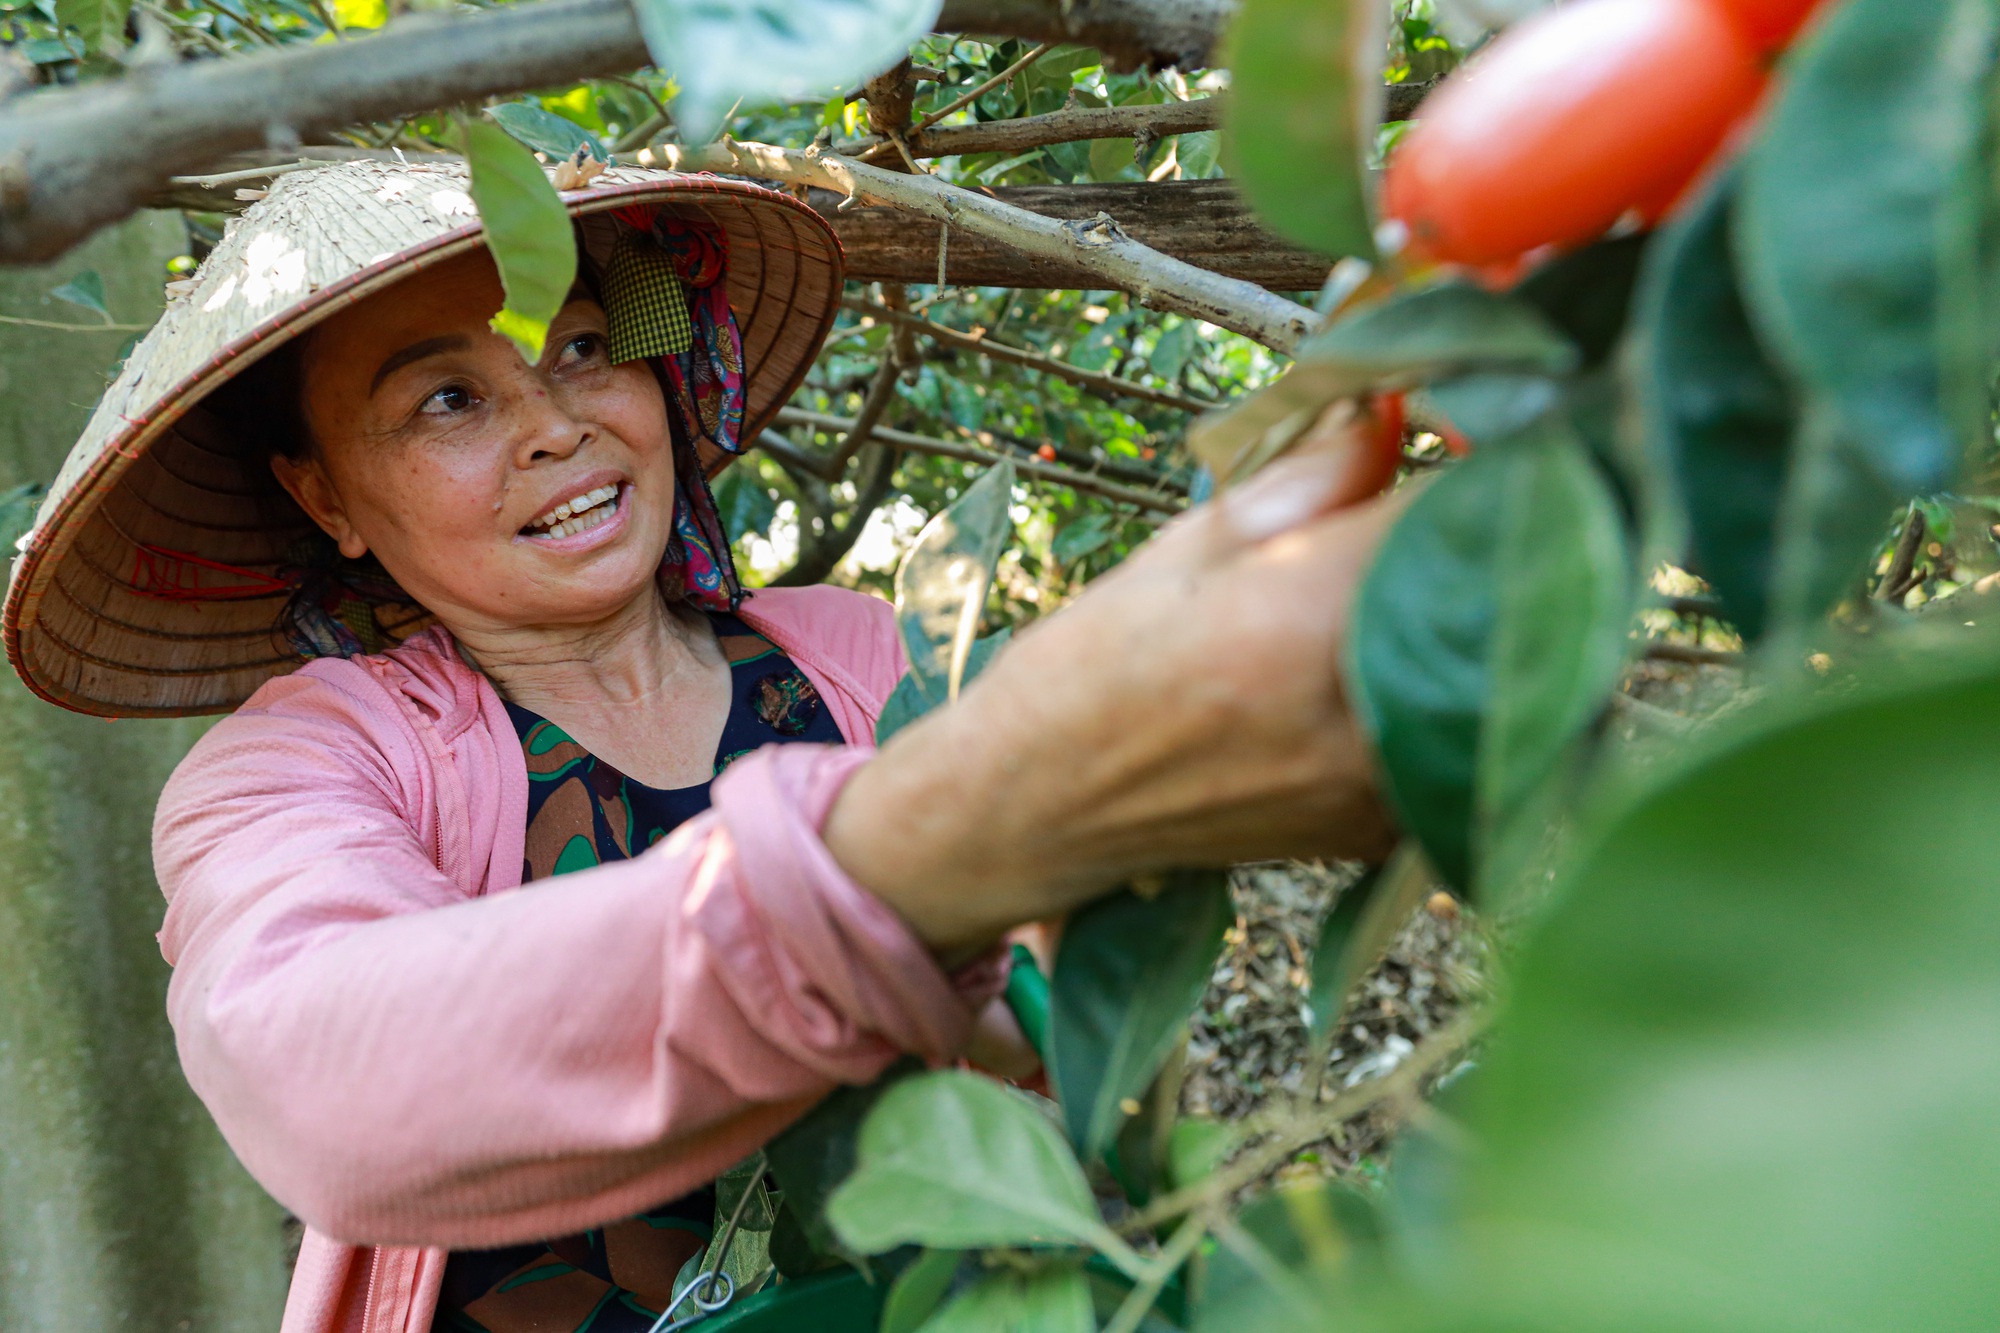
top-left (3, 161), bottom-right (1396, 1333)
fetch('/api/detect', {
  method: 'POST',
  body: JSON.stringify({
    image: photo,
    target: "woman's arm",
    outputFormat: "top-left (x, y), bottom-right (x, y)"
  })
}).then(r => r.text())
top-left (825, 446), bottom-right (1403, 953)
top-left (156, 694), bottom-right (984, 1249)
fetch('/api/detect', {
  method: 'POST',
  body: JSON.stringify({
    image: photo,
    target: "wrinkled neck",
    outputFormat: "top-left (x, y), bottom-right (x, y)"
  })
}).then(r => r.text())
top-left (450, 587), bottom-right (721, 717)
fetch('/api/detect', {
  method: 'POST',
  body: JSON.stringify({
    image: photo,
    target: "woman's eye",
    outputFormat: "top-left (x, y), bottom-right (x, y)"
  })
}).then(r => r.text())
top-left (420, 384), bottom-right (474, 416)
top-left (555, 332), bottom-right (605, 369)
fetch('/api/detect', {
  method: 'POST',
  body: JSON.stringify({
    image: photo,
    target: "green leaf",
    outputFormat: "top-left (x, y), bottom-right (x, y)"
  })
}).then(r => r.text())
top-left (1148, 321), bottom-right (1195, 381)
top-left (881, 1248), bottom-right (965, 1333)
top-left (1223, 0), bottom-right (1379, 259)
top-left (1188, 282), bottom-right (1576, 482)
top-left (1631, 167), bottom-right (1795, 642)
top-left (1736, 0), bottom-right (1999, 630)
top-left (825, 1070), bottom-right (1114, 1254)
top-left (0, 482), bottom-right (47, 556)
top-left (1051, 512), bottom-right (1114, 565)
top-left (1196, 1182), bottom-right (1384, 1333)
top-left (486, 100), bottom-right (610, 162)
top-left (764, 1058), bottom-right (922, 1268)
top-left (1165, 1117), bottom-right (1242, 1191)
top-left (53, 0), bottom-right (127, 53)
top-left (1419, 634), bottom-right (2000, 1332)
top-left (713, 468), bottom-right (779, 543)
top-left (945, 376), bottom-right (987, 432)
top-left (922, 1265), bottom-right (1094, 1333)
top-left (632, 0), bottom-right (943, 143)
top-left (461, 119), bottom-right (577, 364)
top-left (893, 461), bottom-right (1015, 707)
top-left (1088, 135), bottom-right (1137, 182)
top-left (874, 629), bottom-right (1011, 746)
top-left (330, 0), bottom-right (384, 29)
top-left (1049, 871), bottom-right (1231, 1161)
top-left (714, 1154), bottom-right (775, 1233)
top-left (48, 270), bottom-right (107, 321)
top-left (1346, 423), bottom-right (1632, 893)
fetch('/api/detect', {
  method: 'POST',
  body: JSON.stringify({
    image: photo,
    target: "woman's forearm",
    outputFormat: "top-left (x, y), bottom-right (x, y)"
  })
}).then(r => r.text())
top-left (824, 456), bottom-right (1405, 954)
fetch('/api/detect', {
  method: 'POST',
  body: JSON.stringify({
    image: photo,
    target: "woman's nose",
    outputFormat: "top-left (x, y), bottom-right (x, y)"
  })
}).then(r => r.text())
top-left (511, 378), bottom-right (593, 466)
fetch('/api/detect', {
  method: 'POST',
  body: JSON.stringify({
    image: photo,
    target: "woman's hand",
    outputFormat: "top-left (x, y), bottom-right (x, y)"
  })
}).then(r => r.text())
top-left (825, 429), bottom-right (1404, 955)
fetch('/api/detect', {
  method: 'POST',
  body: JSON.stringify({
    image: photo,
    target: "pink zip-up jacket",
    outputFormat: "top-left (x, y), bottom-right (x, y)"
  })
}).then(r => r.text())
top-left (153, 584), bottom-right (990, 1333)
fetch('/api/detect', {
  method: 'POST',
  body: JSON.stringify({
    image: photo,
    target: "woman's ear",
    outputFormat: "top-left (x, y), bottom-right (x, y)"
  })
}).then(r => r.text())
top-left (270, 455), bottom-right (368, 560)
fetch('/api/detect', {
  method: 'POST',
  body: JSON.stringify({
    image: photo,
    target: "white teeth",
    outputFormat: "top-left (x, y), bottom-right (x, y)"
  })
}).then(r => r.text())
top-left (528, 484), bottom-right (620, 539)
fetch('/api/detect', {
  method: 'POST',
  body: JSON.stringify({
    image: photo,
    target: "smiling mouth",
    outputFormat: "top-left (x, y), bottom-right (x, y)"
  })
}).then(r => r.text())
top-left (524, 484), bottom-right (621, 540)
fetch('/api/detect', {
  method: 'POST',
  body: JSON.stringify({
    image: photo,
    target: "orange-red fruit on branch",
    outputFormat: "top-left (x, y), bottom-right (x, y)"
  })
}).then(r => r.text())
top-left (1036, 444), bottom-right (1058, 462)
top-left (1382, 0), bottom-right (1767, 267)
top-left (1710, 0), bottom-right (1828, 50)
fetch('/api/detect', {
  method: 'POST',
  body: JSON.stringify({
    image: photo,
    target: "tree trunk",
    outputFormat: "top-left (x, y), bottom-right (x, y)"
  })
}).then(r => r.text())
top-left (0, 216), bottom-right (290, 1333)
top-left (814, 180), bottom-right (1332, 292)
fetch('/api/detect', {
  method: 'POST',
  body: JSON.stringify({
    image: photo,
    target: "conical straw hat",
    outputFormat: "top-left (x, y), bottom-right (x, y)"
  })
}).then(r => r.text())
top-left (3, 159), bottom-right (842, 718)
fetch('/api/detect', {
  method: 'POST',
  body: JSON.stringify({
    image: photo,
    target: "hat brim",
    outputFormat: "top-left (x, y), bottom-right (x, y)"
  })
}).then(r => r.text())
top-left (5, 162), bottom-right (842, 718)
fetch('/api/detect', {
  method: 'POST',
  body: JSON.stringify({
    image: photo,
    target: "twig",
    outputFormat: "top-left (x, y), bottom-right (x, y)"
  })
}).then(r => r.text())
top-left (0, 314), bottom-right (151, 332)
top-left (845, 295), bottom-right (1213, 412)
top-left (1643, 641), bottom-right (1743, 667)
top-left (166, 159), bottom-right (318, 190)
top-left (1879, 504), bottom-right (1927, 602)
top-left (827, 356), bottom-right (902, 471)
top-left (1123, 1008), bottom-right (1487, 1234)
top-left (645, 139), bottom-right (1314, 352)
top-left (1101, 1212), bottom-right (1211, 1333)
top-left (773, 406), bottom-right (1183, 513)
top-left (839, 96), bottom-right (1223, 161)
top-left (913, 41), bottom-right (1055, 135)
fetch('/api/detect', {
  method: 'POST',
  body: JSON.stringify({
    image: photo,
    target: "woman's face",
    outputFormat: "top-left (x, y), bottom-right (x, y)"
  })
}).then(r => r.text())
top-left (278, 248), bottom-right (679, 635)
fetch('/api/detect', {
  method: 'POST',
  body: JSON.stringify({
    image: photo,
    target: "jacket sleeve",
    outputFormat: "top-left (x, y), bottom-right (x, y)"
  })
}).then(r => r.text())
top-left (154, 673), bottom-right (983, 1250)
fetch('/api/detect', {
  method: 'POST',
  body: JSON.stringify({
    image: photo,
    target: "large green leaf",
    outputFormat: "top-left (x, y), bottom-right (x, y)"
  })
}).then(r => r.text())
top-left (764, 1058), bottom-right (921, 1268)
top-left (1346, 423), bottom-right (1632, 893)
top-left (1049, 872), bottom-right (1231, 1161)
top-left (53, 0), bottom-right (128, 53)
top-left (632, 0), bottom-right (943, 143)
top-left (875, 630), bottom-right (1011, 746)
top-left (825, 1070), bottom-right (1116, 1254)
top-left (1631, 167), bottom-right (1795, 641)
top-left (1188, 283), bottom-right (1577, 482)
top-left (880, 1248), bottom-right (965, 1333)
top-left (893, 461), bottom-right (1015, 707)
top-left (922, 1265), bottom-right (1094, 1333)
top-left (461, 119), bottom-right (577, 364)
top-left (1395, 632), bottom-right (2000, 1333)
top-left (487, 100), bottom-right (610, 163)
top-left (1223, 0), bottom-right (1379, 259)
top-left (1737, 0), bottom-right (1999, 629)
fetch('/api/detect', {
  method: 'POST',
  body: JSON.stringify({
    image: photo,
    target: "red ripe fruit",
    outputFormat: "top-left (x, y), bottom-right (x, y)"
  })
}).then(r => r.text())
top-left (1710, 0), bottom-right (1828, 50)
top-left (1036, 444), bottom-right (1058, 462)
top-left (1382, 0), bottom-right (1767, 267)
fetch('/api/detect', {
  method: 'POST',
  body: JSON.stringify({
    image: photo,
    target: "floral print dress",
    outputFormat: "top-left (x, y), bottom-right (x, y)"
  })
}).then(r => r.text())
top-left (434, 611), bottom-right (843, 1333)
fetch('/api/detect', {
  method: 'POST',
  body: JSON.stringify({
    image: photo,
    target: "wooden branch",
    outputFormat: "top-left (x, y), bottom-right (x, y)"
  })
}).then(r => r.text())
top-left (845, 295), bottom-right (1213, 412)
top-left (158, 150), bottom-right (1332, 298)
top-left (643, 140), bottom-right (1313, 349)
top-left (827, 356), bottom-right (903, 472)
top-left (774, 406), bottom-right (1183, 512)
top-left (841, 95), bottom-right (1223, 160)
top-left (937, 0), bottom-right (1237, 70)
top-left (0, 0), bottom-right (1242, 263)
top-left (810, 179), bottom-right (1330, 293)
